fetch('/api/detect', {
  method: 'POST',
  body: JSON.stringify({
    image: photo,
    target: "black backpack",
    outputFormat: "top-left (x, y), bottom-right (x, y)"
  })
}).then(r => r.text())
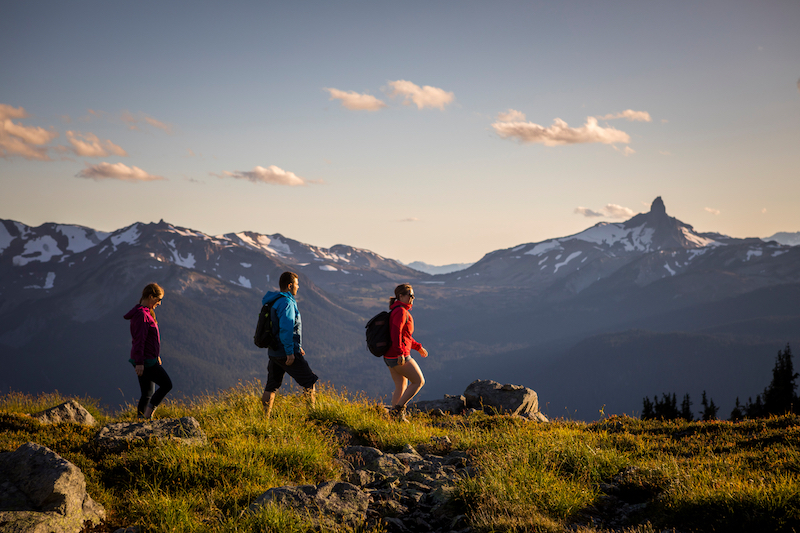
top-left (254, 295), bottom-right (285, 349)
top-left (365, 306), bottom-right (403, 357)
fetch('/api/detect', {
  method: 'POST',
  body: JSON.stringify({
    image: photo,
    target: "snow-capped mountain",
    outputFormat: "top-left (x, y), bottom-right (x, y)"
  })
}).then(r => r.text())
top-left (0, 219), bottom-right (425, 310)
top-left (437, 197), bottom-right (784, 293)
top-left (764, 232), bottom-right (800, 246)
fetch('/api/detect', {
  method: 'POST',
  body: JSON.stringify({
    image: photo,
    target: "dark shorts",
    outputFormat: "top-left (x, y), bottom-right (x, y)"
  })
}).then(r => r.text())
top-left (264, 354), bottom-right (318, 392)
top-left (384, 355), bottom-right (411, 368)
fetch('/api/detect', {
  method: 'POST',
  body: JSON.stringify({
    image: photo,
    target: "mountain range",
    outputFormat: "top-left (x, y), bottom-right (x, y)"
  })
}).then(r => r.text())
top-left (2, 197), bottom-right (799, 420)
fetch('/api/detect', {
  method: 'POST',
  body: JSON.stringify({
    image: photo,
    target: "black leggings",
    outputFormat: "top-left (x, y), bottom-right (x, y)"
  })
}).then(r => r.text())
top-left (137, 364), bottom-right (173, 415)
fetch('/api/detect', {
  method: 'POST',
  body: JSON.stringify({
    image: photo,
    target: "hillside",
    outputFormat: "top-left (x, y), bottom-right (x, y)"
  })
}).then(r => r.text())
top-left (2, 388), bottom-right (799, 533)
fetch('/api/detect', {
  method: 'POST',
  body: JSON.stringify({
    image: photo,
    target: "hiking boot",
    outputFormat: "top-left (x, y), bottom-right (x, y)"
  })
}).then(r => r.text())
top-left (391, 405), bottom-right (409, 423)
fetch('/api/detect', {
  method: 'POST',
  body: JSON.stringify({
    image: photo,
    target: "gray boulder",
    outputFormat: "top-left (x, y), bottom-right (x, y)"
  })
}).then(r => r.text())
top-left (32, 400), bottom-right (97, 426)
top-left (0, 442), bottom-right (106, 533)
top-left (411, 394), bottom-right (466, 415)
top-left (464, 379), bottom-right (541, 417)
top-left (250, 481), bottom-right (370, 529)
top-left (95, 417), bottom-right (206, 451)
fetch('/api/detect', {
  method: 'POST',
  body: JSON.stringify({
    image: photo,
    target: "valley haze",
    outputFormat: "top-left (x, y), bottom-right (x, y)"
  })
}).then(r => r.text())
top-left (2, 197), bottom-right (799, 421)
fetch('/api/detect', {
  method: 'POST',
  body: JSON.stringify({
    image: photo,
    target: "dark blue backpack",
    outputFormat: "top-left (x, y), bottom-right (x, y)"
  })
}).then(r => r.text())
top-left (254, 295), bottom-right (285, 349)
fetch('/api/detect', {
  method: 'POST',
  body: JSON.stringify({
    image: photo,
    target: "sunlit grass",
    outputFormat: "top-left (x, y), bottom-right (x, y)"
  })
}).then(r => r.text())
top-left (1, 385), bottom-right (799, 532)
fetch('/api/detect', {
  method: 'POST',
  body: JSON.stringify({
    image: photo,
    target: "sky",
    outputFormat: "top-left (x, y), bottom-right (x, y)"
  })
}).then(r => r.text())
top-left (1, 1), bottom-right (799, 265)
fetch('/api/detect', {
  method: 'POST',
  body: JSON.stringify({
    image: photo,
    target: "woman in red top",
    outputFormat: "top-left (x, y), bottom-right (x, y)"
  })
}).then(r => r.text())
top-left (384, 283), bottom-right (428, 421)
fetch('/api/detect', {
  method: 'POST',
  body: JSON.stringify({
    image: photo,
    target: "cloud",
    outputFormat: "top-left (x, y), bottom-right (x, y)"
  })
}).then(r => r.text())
top-left (0, 104), bottom-right (59, 160)
top-left (76, 162), bottom-right (165, 181)
top-left (575, 203), bottom-right (636, 219)
top-left (705, 207), bottom-right (720, 215)
top-left (216, 165), bottom-right (310, 186)
top-left (574, 207), bottom-right (604, 217)
top-left (66, 131), bottom-right (127, 157)
top-left (493, 116), bottom-right (630, 146)
top-left (120, 110), bottom-right (173, 133)
top-left (659, 150), bottom-right (672, 156)
top-left (597, 109), bottom-right (652, 122)
top-left (496, 109), bottom-right (526, 122)
top-left (613, 145), bottom-right (636, 156)
top-left (386, 80), bottom-right (454, 110)
top-left (324, 88), bottom-right (386, 111)
top-left (400, 217), bottom-right (420, 222)
top-left (762, 208), bottom-right (767, 214)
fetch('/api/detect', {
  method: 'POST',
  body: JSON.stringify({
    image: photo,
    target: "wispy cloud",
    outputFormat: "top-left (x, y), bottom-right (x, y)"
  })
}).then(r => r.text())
top-left (386, 80), bottom-right (454, 110)
top-left (0, 104), bottom-right (59, 160)
top-left (493, 115), bottom-right (630, 146)
top-left (659, 150), bottom-right (672, 156)
top-left (324, 88), bottom-right (386, 111)
top-left (66, 131), bottom-right (127, 157)
top-left (120, 110), bottom-right (173, 133)
top-left (596, 109), bottom-right (652, 122)
top-left (215, 165), bottom-right (315, 186)
top-left (704, 207), bottom-right (721, 215)
top-left (613, 145), bottom-right (636, 157)
top-left (574, 203), bottom-right (636, 219)
top-left (400, 217), bottom-right (420, 222)
top-left (77, 162), bottom-right (165, 181)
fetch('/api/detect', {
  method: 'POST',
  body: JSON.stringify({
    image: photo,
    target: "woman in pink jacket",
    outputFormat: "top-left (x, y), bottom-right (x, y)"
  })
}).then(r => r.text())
top-left (123, 283), bottom-right (172, 419)
top-left (384, 283), bottom-right (428, 422)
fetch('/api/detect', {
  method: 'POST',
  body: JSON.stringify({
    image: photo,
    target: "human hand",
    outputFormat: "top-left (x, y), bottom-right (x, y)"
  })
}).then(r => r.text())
top-left (300, 347), bottom-right (305, 356)
top-left (419, 347), bottom-right (428, 358)
top-left (135, 364), bottom-right (144, 377)
top-left (286, 354), bottom-right (295, 366)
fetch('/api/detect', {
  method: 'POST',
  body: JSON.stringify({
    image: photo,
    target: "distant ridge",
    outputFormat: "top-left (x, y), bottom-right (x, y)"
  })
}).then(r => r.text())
top-left (764, 232), bottom-right (800, 246)
top-left (406, 261), bottom-right (473, 275)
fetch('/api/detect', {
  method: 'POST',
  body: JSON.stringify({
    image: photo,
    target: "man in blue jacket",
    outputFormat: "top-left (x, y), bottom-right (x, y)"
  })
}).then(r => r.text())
top-left (261, 271), bottom-right (318, 417)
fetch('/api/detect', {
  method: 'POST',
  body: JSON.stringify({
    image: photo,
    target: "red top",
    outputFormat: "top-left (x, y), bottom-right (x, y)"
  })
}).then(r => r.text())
top-left (385, 301), bottom-right (422, 358)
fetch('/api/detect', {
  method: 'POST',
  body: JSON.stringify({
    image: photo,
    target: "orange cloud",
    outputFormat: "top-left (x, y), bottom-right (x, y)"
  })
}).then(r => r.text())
top-left (386, 80), bottom-right (454, 110)
top-left (77, 162), bottom-right (165, 181)
top-left (216, 165), bottom-right (309, 186)
top-left (0, 104), bottom-right (59, 160)
top-left (66, 131), bottom-right (127, 157)
top-left (597, 109), bottom-right (652, 122)
top-left (493, 116), bottom-right (630, 146)
top-left (324, 88), bottom-right (387, 111)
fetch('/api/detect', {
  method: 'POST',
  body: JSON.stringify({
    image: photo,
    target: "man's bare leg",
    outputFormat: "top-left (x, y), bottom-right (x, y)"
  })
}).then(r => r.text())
top-left (261, 390), bottom-right (276, 418)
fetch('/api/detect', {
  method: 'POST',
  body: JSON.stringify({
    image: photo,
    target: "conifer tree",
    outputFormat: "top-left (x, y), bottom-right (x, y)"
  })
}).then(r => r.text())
top-left (701, 391), bottom-right (718, 421)
top-left (680, 393), bottom-right (694, 422)
top-left (730, 397), bottom-right (744, 421)
top-left (641, 396), bottom-right (655, 420)
top-left (744, 344), bottom-right (798, 418)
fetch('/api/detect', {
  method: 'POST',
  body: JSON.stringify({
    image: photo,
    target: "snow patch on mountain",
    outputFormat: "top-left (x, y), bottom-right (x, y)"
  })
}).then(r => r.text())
top-left (57, 225), bottom-right (109, 253)
top-left (525, 241), bottom-right (562, 256)
top-left (746, 249), bottom-right (763, 261)
top-left (553, 251), bottom-right (582, 273)
top-left (680, 227), bottom-right (718, 248)
top-left (111, 224), bottom-right (141, 248)
top-left (13, 236), bottom-right (63, 266)
top-left (233, 233), bottom-right (292, 256)
top-left (25, 272), bottom-right (56, 289)
top-left (236, 276), bottom-right (251, 288)
top-left (319, 265), bottom-right (338, 272)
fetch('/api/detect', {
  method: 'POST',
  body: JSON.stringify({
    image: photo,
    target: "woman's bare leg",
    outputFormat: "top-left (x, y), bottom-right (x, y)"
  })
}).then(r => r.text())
top-left (389, 358), bottom-right (425, 407)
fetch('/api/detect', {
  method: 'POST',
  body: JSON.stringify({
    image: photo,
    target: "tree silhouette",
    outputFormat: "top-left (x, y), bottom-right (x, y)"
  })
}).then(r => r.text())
top-left (701, 391), bottom-right (718, 421)
top-left (680, 394), bottom-right (694, 422)
top-left (744, 344), bottom-right (798, 418)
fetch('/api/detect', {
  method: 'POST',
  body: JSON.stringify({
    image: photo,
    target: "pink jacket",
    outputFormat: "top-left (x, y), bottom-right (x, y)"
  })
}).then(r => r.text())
top-left (385, 301), bottom-right (421, 358)
top-left (124, 304), bottom-right (161, 365)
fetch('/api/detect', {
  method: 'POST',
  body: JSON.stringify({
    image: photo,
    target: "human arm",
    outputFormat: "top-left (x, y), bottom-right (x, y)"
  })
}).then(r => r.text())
top-left (276, 297), bottom-right (298, 357)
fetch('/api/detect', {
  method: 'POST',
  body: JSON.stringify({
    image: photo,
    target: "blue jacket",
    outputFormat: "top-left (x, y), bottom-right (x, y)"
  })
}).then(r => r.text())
top-left (262, 290), bottom-right (302, 357)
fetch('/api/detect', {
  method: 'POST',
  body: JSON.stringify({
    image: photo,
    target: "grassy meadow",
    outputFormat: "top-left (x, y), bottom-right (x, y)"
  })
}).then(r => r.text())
top-left (1, 383), bottom-right (799, 532)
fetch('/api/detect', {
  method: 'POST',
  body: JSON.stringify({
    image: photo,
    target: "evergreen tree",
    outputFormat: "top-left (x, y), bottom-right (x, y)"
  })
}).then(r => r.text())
top-left (761, 344), bottom-right (798, 415)
top-left (701, 390), bottom-right (719, 421)
top-left (680, 393), bottom-right (694, 422)
top-left (730, 397), bottom-right (744, 421)
top-left (743, 344), bottom-right (798, 418)
top-left (641, 396), bottom-right (654, 420)
top-left (654, 392), bottom-right (680, 420)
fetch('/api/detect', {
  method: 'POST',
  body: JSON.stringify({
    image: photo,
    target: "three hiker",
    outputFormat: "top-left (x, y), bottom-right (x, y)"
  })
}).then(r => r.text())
top-left (124, 282), bottom-right (173, 419)
top-left (259, 271), bottom-right (319, 417)
top-left (383, 283), bottom-right (428, 422)
top-left (125, 275), bottom-right (427, 422)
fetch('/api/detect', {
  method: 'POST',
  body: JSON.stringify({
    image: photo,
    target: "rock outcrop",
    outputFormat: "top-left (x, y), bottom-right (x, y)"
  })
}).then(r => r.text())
top-left (32, 400), bottom-right (97, 426)
top-left (252, 442), bottom-right (474, 532)
top-left (0, 442), bottom-right (106, 533)
top-left (413, 380), bottom-right (549, 422)
top-left (95, 417), bottom-right (206, 452)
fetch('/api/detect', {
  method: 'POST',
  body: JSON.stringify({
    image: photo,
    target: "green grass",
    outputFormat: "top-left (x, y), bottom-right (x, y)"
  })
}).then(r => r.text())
top-left (1, 386), bottom-right (799, 532)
